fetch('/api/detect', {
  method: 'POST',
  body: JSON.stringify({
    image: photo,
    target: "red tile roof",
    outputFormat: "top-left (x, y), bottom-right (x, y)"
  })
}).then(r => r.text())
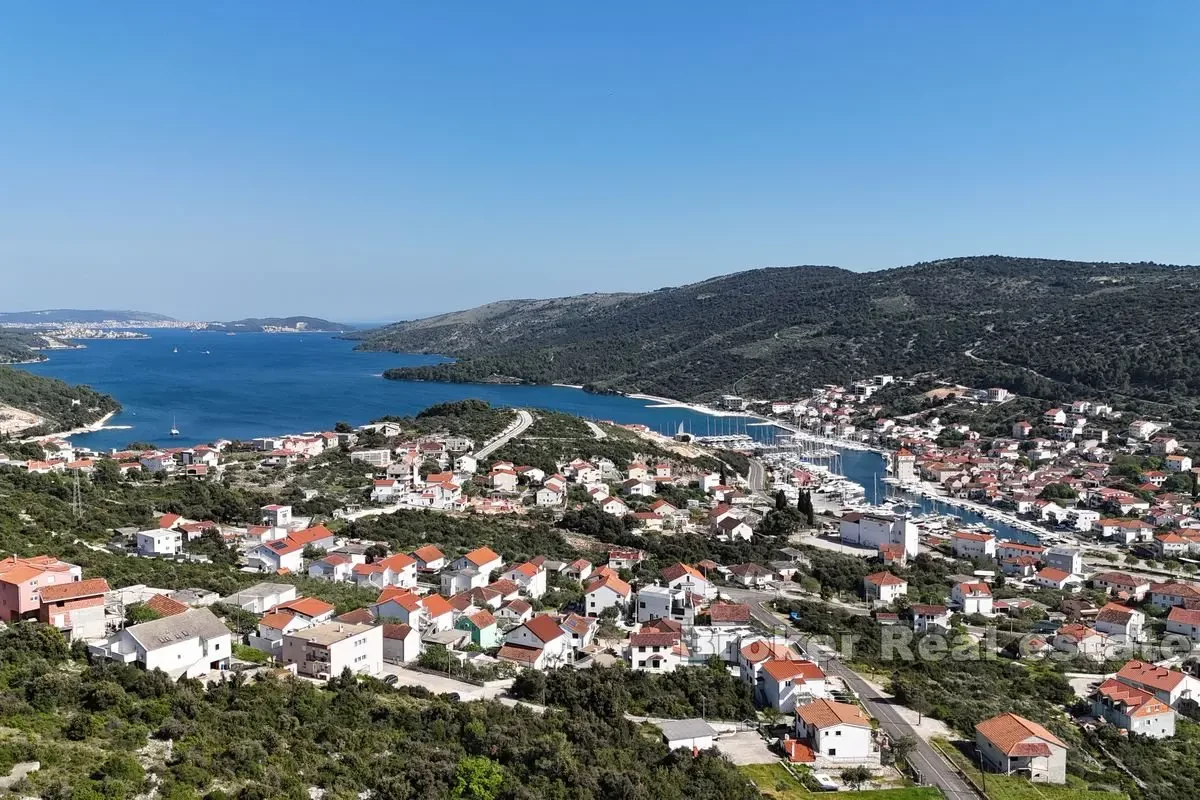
top-left (523, 614), bottom-right (565, 643)
top-left (974, 713), bottom-right (1065, 754)
top-left (146, 593), bottom-right (189, 617)
top-left (39, 578), bottom-right (109, 602)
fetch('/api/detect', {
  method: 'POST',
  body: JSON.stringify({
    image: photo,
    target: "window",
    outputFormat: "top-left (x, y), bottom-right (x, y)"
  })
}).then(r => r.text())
top-left (834, 730), bottom-right (841, 736)
top-left (828, 748), bottom-right (836, 756)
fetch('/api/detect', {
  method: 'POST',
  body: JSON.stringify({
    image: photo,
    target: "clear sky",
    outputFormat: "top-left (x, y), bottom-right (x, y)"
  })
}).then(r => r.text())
top-left (2, 3), bottom-right (1198, 322)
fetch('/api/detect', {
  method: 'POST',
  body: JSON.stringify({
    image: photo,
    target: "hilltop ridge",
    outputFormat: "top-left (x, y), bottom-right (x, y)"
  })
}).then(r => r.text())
top-left (356, 255), bottom-right (1200, 405)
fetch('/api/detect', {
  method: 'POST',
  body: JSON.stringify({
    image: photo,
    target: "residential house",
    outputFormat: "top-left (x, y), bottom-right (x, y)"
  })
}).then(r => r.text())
top-left (584, 573), bottom-right (631, 617)
top-left (381, 623), bottom-right (420, 664)
top-left (839, 512), bottom-right (918, 557)
top-left (1051, 624), bottom-right (1109, 661)
top-left (1045, 547), bottom-right (1083, 575)
top-left (282, 621), bottom-right (383, 678)
top-left (661, 563), bottom-right (712, 598)
top-left (454, 547), bottom-right (503, 578)
top-left (1116, 660), bottom-right (1200, 709)
top-left (794, 700), bottom-right (876, 764)
top-left (308, 553), bottom-right (354, 582)
top-left (996, 541), bottom-right (1044, 562)
top-left (716, 516), bottom-right (754, 541)
top-left (37, 577), bottom-right (109, 641)
top-left (739, 638), bottom-right (803, 685)
top-left (1094, 603), bottom-right (1145, 641)
top-left (1091, 679), bottom-right (1175, 738)
top-left (657, 719), bottom-right (717, 752)
top-left (219, 582), bottom-right (297, 614)
top-left (708, 602), bottom-right (752, 627)
top-left (1091, 572), bottom-right (1151, 602)
top-left (974, 712), bottom-right (1068, 784)
top-left (759, 659), bottom-right (828, 713)
top-left (561, 613), bottom-right (597, 657)
top-left (411, 545), bottom-right (446, 572)
top-left (952, 581), bottom-right (993, 616)
top-left (89, 608), bottom-right (231, 680)
top-left (501, 562), bottom-right (547, 599)
top-left (499, 614), bottom-right (570, 670)
top-left (628, 630), bottom-right (685, 673)
top-left (0, 555), bottom-right (82, 622)
top-left (729, 563), bottom-right (775, 587)
top-left (496, 598), bottom-right (533, 628)
top-left (911, 605), bottom-right (952, 632)
top-left (636, 584), bottom-right (699, 625)
top-left (863, 572), bottom-right (907, 606)
top-left (352, 553), bottom-right (418, 591)
top-left (1166, 606), bottom-right (1200, 642)
top-left (455, 609), bottom-right (501, 649)
top-left (565, 558), bottom-right (593, 582)
top-left (952, 531), bottom-right (996, 560)
top-left (1034, 568), bottom-right (1073, 591)
top-left (136, 527), bottom-right (184, 557)
top-left (1150, 581), bottom-right (1200, 608)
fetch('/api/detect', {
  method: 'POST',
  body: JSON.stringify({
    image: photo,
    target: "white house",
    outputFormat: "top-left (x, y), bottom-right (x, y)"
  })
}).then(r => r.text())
top-left (863, 572), bottom-right (908, 606)
top-left (501, 562), bottom-right (547, 599)
top-left (535, 487), bottom-right (564, 506)
top-left (282, 621), bottom-right (383, 679)
top-left (794, 699), bottom-right (875, 764)
top-left (1166, 606), bottom-right (1200, 642)
top-left (352, 553), bottom-right (418, 591)
top-left (499, 615), bottom-right (570, 671)
top-left (758, 659), bottom-right (828, 712)
top-left (381, 623), bottom-right (420, 664)
top-left (661, 563), bottom-right (712, 598)
top-left (627, 630), bottom-right (683, 673)
top-left (584, 573), bottom-right (631, 617)
top-left (952, 581), bottom-right (993, 616)
top-left (1034, 567), bottom-right (1073, 591)
top-left (453, 547), bottom-right (503, 578)
top-left (1116, 660), bottom-right (1200, 709)
top-left (371, 479), bottom-right (400, 502)
top-left (1094, 603), bottom-right (1144, 641)
top-left (657, 719), bottom-right (717, 752)
top-left (308, 554), bottom-right (354, 582)
top-left (89, 608), bottom-right (231, 680)
top-left (911, 604), bottom-right (952, 632)
top-left (1051, 624), bottom-right (1109, 661)
top-left (135, 528), bottom-right (183, 557)
top-left (1091, 679), bottom-right (1175, 739)
top-left (975, 713), bottom-right (1067, 784)
top-left (951, 531), bottom-right (996, 560)
top-left (411, 545), bottom-right (446, 572)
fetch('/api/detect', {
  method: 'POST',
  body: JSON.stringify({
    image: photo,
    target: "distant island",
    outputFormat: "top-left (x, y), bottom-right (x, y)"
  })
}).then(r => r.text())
top-left (208, 317), bottom-right (353, 333)
top-left (0, 309), bottom-right (176, 326)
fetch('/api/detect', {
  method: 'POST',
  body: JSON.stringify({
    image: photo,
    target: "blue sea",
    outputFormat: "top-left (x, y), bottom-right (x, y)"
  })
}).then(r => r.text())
top-left (17, 330), bottom-right (766, 451)
top-left (20, 329), bottom-right (1036, 542)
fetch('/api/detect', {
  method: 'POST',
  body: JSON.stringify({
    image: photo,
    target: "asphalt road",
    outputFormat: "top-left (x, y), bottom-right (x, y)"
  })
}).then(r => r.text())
top-left (473, 408), bottom-right (534, 459)
top-left (747, 457), bottom-right (766, 493)
top-left (740, 595), bottom-right (981, 800)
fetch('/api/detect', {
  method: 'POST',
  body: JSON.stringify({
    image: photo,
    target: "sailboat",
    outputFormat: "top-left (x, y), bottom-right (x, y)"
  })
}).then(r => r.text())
top-left (172, 346), bottom-right (178, 354)
top-left (169, 415), bottom-right (180, 437)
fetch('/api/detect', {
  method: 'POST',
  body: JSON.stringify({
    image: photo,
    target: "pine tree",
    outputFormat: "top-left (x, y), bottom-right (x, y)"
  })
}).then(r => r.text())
top-left (775, 490), bottom-right (788, 511)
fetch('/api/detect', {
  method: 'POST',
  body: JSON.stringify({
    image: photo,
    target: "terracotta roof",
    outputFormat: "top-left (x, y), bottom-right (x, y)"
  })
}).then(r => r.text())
top-left (796, 699), bottom-right (870, 729)
top-left (761, 659), bottom-right (825, 682)
top-left (523, 614), bottom-right (565, 643)
top-left (630, 632), bottom-right (680, 648)
top-left (1168, 606), bottom-right (1200, 626)
top-left (336, 608), bottom-right (375, 625)
top-left (1117, 660), bottom-right (1186, 693)
top-left (499, 599), bottom-right (532, 616)
top-left (911, 604), bottom-right (948, 615)
top-left (258, 611), bottom-right (296, 630)
top-left (497, 643), bottom-right (542, 664)
top-left (953, 531), bottom-right (994, 542)
top-left (740, 640), bottom-right (800, 664)
top-left (39, 578), bottom-right (109, 602)
top-left (411, 545), bottom-right (444, 563)
top-left (466, 609), bottom-right (496, 629)
top-left (508, 562), bottom-right (540, 578)
top-left (420, 594), bottom-right (453, 618)
top-left (560, 613), bottom-right (593, 636)
top-left (1037, 568), bottom-right (1071, 583)
top-left (864, 571), bottom-right (906, 587)
top-left (1096, 603), bottom-right (1137, 625)
top-left (1092, 572), bottom-right (1149, 587)
top-left (381, 623), bottom-right (413, 640)
top-left (586, 573), bottom-right (631, 598)
top-left (661, 562), bottom-right (705, 583)
top-left (146, 593), bottom-right (190, 617)
top-left (784, 739), bottom-right (815, 763)
top-left (707, 602), bottom-right (751, 624)
top-left (1093, 678), bottom-right (1170, 717)
top-left (488, 578), bottom-right (520, 597)
top-left (464, 546), bottom-right (501, 567)
top-left (956, 581), bottom-right (991, 596)
top-left (274, 597), bottom-right (335, 618)
top-left (974, 712), bottom-right (1066, 755)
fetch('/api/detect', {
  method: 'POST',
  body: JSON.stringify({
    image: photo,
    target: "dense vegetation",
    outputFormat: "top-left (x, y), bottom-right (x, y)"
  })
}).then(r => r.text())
top-left (0, 623), bottom-right (755, 800)
top-left (0, 365), bottom-right (120, 433)
top-left (511, 662), bottom-right (756, 721)
top-left (213, 316), bottom-right (350, 332)
top-left (410, 399), bottom-right (514, 444)
top-left (361, 257), bottom-right (1200, 408)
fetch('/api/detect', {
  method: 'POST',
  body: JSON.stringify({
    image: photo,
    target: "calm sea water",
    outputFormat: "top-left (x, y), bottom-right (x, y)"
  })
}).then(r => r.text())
top-left (18, 330), bottom-right (765, 451)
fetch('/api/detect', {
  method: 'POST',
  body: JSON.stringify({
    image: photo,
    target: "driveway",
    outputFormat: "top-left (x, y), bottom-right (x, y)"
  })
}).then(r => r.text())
top-left (711, 730), bottom-right (776, 765)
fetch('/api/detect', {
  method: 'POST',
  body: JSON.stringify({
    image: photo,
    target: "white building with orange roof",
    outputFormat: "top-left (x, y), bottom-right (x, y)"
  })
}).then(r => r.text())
top-left (863, 571), bottom-right (908, 606)
top-left (453, 546), bottom-right (503, 577)
top-left (794, 699), bottom-right (876, 765)
top-left (584, 573), bottom-right (631, 617)
top-left (758, 659), bottom-right (828, 712)
top-left (974, 712), bottom-right (1067, 783)
top-left (951, 581), bottom-right (993, 616)
top-left (738, 637), bottom-right (802, 685)
top-left (501, 561), bottom-right (547, 599)
top-left (661, 562), bottom-right (712, 598)
top-left (352, 552), bottom-right (417, 590)
top-left (1115, 660), bottom-right (1200, 709)
top-left (951, 530), bottom-right (996, 559)
top-left (1051, 623), bottom-right (1108, 661)
top-left (1091, 679), bottom-right (1175, 738)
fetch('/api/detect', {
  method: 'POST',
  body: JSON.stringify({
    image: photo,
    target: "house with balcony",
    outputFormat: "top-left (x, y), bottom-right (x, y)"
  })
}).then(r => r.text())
top-left (89, 608), bottom-right (232, 680)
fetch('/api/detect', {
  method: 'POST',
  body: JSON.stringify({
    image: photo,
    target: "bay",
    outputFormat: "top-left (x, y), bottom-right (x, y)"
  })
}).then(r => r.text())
top-left (17, 330), bottom-right (764, 451)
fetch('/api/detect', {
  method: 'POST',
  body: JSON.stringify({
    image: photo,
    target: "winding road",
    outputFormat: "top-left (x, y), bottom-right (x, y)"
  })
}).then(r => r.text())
top-left (473, 408), bottom-right (534, 460)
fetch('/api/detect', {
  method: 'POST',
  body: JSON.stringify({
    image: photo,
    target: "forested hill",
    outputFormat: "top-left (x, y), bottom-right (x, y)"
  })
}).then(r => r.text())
top-left (213, 316), bottom-right (352, 332)
top-left (357, 256), bottom-right (1200, 405)
top-left (0, 367), bottom-right (120, 435)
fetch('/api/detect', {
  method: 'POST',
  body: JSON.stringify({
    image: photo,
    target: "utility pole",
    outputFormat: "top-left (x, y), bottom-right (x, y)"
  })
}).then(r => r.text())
top-left (72, 469), bottom-right (82, 520)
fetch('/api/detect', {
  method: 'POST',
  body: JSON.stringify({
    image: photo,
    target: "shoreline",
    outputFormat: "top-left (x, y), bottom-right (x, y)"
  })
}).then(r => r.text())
top-left (21, 410), bottom-right (120, 443)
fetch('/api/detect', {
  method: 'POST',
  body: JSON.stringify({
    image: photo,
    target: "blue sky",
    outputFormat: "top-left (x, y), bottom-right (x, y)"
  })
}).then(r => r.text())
top-left (1, 3), bottom-right (1198, 322)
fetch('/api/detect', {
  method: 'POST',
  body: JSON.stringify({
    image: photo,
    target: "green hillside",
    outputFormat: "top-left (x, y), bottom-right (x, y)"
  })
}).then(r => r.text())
top-left (356, 256), bottom-right (1200, 406)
